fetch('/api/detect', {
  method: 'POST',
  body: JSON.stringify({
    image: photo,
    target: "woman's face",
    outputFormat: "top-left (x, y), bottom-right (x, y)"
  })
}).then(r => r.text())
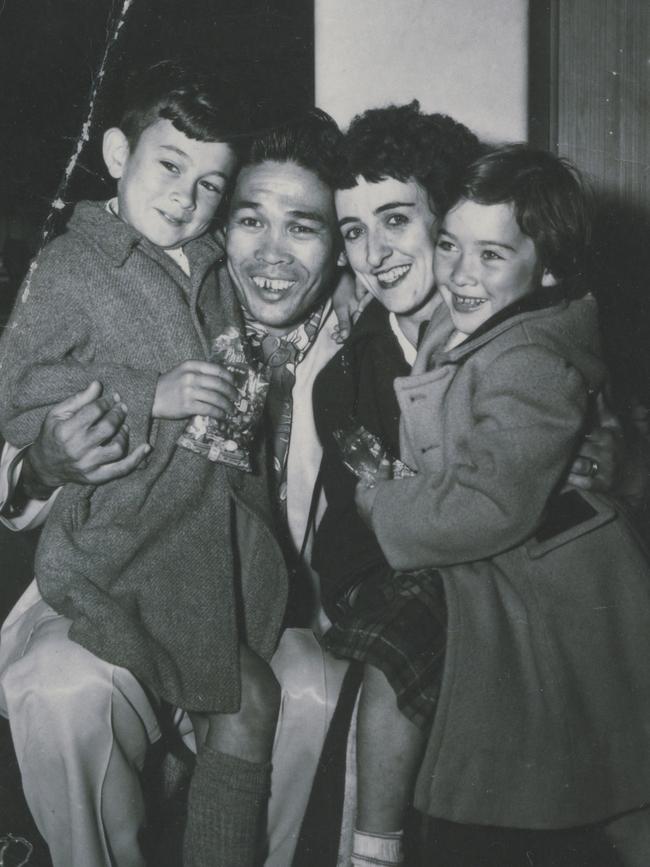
top-left (335, 176), bottom-right (438, 316)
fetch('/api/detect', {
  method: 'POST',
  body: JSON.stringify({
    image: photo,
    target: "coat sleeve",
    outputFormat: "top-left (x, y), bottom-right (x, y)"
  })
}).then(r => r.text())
top-left (0, 240), bottom-right (161, 448)
top-left (370, 344), bottom-right (590, 570)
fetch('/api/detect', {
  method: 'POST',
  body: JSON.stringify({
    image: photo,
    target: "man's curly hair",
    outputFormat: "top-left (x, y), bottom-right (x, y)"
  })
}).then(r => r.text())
top-left (336, 100), bottom-right (483, 217)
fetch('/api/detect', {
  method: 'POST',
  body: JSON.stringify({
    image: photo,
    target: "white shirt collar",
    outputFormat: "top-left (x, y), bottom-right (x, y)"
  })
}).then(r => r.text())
top-left (388, 311), bottom-right (417, 366)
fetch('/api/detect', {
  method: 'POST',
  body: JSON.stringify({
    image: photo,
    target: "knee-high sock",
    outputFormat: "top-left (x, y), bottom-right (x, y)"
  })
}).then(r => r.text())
top-left (351, 829), bottom-right (404, 866)
top-left (183, 746), bottom-right (272, 867)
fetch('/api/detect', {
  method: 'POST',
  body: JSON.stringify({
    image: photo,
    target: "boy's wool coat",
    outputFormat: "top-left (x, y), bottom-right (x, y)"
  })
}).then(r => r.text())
top-left (0, 201), bottom-right (288, 711)
top-left (371, 293), bottom-right (650, 827)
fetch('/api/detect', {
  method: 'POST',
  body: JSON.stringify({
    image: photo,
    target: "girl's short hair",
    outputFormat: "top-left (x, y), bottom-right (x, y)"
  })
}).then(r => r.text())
top-left (457, 145), bottom-right (592, 282)
top-left (335, 100), bottom-right (483, 218)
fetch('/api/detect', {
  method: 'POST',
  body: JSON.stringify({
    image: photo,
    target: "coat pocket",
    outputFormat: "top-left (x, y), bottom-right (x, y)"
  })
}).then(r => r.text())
top-left (525, 489), bottom-right (616, 559)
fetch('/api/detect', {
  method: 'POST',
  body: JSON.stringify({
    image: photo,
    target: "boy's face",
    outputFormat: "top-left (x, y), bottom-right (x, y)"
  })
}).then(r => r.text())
top-left (103, 118), bottom-right (238, 249)
top-left (225, 160), bottom-right (338, 337)
top-left (434, 199), bottom-right (555, 335)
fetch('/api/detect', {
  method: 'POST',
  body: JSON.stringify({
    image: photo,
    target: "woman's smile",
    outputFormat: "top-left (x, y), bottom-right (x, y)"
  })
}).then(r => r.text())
top-left (335, 176), bottom-right (438, 317)
top-left (374, 264), bottom-right (412, 289)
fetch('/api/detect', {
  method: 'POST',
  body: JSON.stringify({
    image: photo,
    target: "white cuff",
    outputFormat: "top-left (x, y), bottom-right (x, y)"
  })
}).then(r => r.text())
top-left (0, 442), bottom-right (60, 531)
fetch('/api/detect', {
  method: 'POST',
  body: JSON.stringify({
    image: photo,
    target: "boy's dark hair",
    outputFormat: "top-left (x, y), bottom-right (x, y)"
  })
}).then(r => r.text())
top-left (457, 145), bottom-right (592, 282)
top-left (239, 108), bottom-right (343, 189)
top-left (336, 101), bottom-right (483, 218)
top-left (118, 60), bottom-right (248, 151)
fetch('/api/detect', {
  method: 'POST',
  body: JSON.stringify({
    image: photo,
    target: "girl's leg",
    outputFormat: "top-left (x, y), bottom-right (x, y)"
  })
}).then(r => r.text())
top-left (353, 663), bottom-right (428, 866)
top-left (184, 644), bottom-right (281, 867)
top-left (604, 806), bottom-right (650, 867)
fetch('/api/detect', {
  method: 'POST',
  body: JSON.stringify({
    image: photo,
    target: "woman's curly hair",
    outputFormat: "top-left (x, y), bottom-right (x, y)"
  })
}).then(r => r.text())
top-left (336, 100), bottom-right (483, 217)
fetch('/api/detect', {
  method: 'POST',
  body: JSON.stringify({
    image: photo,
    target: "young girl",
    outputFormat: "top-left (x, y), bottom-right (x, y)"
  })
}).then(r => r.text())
top-left (354, 145), bottom-right (650, 865)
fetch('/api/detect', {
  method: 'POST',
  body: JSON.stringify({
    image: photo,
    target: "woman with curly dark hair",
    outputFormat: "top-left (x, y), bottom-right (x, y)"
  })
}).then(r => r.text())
top-left (310, 102), bottom-right (482, 866)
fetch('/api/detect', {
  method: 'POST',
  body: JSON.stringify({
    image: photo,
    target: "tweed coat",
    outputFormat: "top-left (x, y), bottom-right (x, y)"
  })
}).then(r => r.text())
top-left (370, 292), bottom-right (650, 828)
top-left (0, 201), bottom-right (288, 711)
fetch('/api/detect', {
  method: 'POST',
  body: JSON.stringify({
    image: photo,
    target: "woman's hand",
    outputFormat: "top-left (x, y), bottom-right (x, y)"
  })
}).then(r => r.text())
top-left (354, 480), bottom-right (379, 528)
top-left (354, 458), bottom-right (392, 527)
top-left (153, 360), bottom-right (238, 420)
top-left (332, 270), bottom-right (372, 343)
top-left (568, 394), bottom-right (624, 493)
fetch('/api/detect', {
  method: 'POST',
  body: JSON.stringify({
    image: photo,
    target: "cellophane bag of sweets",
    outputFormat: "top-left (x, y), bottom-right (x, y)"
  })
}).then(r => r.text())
top-left (178, 327), bottom-right (269, 472)
top-left (332, 423), bottom-right (415, 484)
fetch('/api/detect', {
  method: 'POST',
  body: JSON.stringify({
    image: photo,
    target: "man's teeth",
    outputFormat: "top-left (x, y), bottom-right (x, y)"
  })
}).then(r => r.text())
top-left (377, 265), bottom-right (410, 286)
top-left (253, 277), bottom-right (295, 292)
top-left (453, 294), bottom-right (486, 310)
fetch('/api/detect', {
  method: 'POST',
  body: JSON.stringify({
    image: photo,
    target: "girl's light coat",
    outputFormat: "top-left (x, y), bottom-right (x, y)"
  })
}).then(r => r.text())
top-left (371, 293), bottom-right (650, 828)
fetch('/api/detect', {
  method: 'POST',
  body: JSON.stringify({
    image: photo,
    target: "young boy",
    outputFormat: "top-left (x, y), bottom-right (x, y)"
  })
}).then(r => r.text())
top-left (352, 146), bottom-right (650, 866)
top-left (0, 61), bottom-right (287, 867)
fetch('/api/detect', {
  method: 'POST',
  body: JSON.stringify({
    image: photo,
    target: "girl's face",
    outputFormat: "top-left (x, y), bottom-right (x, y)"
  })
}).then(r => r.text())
top-left (434, 198), bottom-right (555, 335)
top-left (335, 176), bottom-right (438, 316)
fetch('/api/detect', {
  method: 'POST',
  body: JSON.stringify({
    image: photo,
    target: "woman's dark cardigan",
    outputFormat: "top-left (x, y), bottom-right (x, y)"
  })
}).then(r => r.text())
top-left (312, 300), bottom-right (409, 618)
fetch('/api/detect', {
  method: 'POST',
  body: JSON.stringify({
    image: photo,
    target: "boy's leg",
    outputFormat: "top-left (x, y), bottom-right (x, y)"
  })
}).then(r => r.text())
top-left (0, 589), bottom-right (161, 867)
top-left (184, 644), bottom-right (281, 867)
top-left (352, 664), bottom-right (427, 866)
top-left (267, 629), bottom-right (351, 867)
top-left (603, 806), bottom-right (650, 867)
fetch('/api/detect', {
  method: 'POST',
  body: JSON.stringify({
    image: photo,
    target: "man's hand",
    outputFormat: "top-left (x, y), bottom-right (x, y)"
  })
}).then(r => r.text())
top-left (332, 270), bottom-right (373, 343)
top-left (152, 360), bottom-right (238, 420)
top-left (23, 382), bottom-right (151, 491)
top-left (568, 394), bottom-right (624, 493)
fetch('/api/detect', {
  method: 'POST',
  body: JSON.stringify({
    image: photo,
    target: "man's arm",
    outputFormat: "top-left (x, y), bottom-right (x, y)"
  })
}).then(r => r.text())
top-left (567, 392), bottom-right (624, 493)
top-left (0, 383), bottom-right (151, 530)
top-left (330, 269), bottom-right (372, 343)
top-left (0, 442), bottom-right (57, 531)
top-left (1, 357), bottom-right (241, 526)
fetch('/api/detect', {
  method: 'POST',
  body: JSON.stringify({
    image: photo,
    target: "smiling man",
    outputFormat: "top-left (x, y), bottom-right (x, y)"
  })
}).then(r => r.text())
top-left (221, 112), bottom-right (343, 579)
top-left (226, 159), bottom-right (338, 333)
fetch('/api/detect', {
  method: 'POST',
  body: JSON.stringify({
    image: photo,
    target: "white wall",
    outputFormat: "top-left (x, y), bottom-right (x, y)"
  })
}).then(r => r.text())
top-left (315, 0), bottom-right (529, 144)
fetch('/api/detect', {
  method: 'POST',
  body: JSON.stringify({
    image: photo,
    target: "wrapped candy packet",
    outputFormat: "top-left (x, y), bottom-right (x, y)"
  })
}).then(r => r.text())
top-left (332, 423), bottom-right (415, 485)
top-left (178, 327), bottom-right (269, 472)
top-left (0, 833), bottom-right (34, 867)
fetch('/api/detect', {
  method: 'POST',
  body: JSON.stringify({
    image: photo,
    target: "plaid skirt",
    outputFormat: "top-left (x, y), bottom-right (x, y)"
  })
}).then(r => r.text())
top-left (322, 564), bottom-right (447, 730)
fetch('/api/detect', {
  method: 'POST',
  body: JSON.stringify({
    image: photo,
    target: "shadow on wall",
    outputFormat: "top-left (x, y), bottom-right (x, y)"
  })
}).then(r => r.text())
top-left (588, 195), bottom-right (650, 418)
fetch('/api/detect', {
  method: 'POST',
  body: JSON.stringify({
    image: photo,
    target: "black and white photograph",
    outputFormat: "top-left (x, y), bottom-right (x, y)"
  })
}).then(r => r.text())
top-left (0, 2), bottom-right (649, 865)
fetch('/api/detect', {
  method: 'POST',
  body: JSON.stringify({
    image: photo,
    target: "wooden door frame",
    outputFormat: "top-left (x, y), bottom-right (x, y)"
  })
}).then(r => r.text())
top-left (528, 0), bottom-right (559, 151)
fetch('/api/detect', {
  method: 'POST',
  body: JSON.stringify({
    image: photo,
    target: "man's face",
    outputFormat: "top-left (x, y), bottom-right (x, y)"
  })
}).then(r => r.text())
top-left (225, 160), bottom-right (338, 336)
top-left (105, 118), bottom-right (237, 249)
